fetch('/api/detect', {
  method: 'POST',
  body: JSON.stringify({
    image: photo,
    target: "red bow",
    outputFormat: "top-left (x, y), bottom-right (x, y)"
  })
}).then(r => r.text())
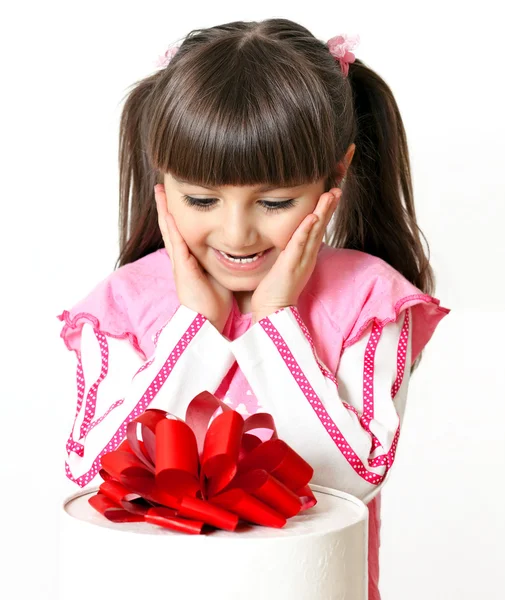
top-left (89, 391), bottom-right (317, 534)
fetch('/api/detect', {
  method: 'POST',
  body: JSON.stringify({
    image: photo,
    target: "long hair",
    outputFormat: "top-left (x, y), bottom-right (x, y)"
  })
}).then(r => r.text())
top-left (116, 19), bottom-right (435, 366)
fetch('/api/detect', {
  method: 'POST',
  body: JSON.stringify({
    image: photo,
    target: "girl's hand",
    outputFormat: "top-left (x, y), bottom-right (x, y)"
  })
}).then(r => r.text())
top-left (250, 189), bottom-right (341, 324)
top-left (154, 184), bottom-right (234, 334)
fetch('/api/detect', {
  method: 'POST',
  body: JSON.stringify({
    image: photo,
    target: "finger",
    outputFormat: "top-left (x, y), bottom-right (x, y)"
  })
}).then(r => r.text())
top-left (305, 190), bottom-right (341, 256)
top-left (313, 190), bottom-right (339, 223)
top-left (154, 190), bottom-right (174, 262)
top-left (278, 212), bottom-right (318, 271)
top-left (154, 184), bottom-right (168, 216)
top-left (285, 190), bottom-right (335, 264)
top-left (154, 186), bottom-right (204, 282)
top-left (164, 211), bottom-right (191, 264)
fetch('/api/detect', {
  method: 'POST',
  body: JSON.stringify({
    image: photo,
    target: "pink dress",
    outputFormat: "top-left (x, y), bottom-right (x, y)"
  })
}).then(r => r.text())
top-left (57, 242), bottom-right (450, 599)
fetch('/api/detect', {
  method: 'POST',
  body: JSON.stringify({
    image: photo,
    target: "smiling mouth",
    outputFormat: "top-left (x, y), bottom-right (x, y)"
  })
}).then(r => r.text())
top-left (218, 250), bottom-right (265, 262)
top-left (223, 251), bottom-right (264, 258)
top-left (216, 248), bottom-right (271, 258)
top-left (213, 247), bottom-right (274, 267)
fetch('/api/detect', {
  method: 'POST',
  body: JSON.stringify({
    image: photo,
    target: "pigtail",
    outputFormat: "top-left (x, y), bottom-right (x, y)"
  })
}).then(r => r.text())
top-left (327, 58), bottom-right (435, 297)
top-left (115, 73), bottom-right (164, 269)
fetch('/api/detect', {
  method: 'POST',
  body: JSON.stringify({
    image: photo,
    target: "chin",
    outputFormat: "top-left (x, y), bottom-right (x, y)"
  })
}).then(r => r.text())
top-left (219, 275), bottom-right (261, 291)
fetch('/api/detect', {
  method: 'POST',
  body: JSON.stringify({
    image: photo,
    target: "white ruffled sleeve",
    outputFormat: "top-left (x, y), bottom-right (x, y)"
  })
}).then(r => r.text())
top-left (229, 306), bottom-right (413, 504)
top-left (60, 305), bottom-right (235, 488)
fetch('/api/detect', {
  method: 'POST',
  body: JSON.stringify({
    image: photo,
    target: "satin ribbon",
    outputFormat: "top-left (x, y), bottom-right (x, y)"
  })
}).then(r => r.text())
top-left (89, 391), bottom-right (317, 534)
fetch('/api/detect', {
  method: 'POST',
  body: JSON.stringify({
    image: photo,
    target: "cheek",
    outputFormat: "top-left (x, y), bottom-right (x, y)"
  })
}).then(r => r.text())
top-left (269, 210), bottom-right (311, 248)
top-left (172, 212), bottom-right (206, 246)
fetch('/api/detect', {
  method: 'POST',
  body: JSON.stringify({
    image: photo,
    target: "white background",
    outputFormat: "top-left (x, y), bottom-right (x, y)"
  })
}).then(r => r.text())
top-left (1, 1), bottom-right (504, 598)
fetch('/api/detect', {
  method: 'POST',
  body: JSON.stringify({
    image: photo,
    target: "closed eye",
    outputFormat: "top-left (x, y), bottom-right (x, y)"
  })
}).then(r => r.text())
top-left (181, 195), bottom-right (297, 214)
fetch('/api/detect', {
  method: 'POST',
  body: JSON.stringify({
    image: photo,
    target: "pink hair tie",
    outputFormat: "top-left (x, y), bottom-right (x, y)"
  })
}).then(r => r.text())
top-left (155, 33), bottom-right (360, 77)
top-left (326, 34), bottom-right (360, 77)
top-left (154, 45), bottom-right (180, 68)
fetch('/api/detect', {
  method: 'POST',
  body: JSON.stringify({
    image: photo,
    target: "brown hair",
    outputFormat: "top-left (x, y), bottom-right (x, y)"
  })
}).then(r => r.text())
top-left (116, 18), bottom-right (435, 347)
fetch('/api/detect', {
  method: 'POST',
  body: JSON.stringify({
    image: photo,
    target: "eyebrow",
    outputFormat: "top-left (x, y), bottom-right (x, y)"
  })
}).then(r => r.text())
top-left (172, 177), bottom-right (298, 193)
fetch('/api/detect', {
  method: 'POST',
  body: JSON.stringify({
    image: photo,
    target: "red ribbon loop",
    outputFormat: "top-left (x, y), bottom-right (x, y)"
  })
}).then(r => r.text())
top-left (90, 391), bottom-right (317, 533)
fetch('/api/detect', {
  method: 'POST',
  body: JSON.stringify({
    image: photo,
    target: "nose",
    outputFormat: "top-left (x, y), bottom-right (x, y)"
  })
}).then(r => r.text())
top-left (221, 206), bottom-right (257, 250)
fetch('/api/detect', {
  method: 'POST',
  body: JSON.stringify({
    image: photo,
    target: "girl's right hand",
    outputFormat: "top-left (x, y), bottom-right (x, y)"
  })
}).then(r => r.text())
top-left (154, 184), bottom-right (234, 334)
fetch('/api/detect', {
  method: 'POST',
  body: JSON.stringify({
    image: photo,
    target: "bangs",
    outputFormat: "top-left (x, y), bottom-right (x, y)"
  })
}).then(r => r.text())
top-left (147, 40), bottom-right (338, 189)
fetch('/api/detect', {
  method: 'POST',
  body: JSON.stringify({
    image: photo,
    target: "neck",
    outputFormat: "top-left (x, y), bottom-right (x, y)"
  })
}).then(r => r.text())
top-left (233, 291), bottom-right (253, 315)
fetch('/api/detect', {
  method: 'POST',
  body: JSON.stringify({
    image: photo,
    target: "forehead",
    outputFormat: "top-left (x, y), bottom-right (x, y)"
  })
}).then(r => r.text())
top-left (169, 175), bottom-right (311, 192)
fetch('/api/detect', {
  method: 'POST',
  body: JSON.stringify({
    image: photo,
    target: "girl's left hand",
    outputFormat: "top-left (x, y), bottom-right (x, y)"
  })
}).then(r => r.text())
top-left (250, 188), bottom-right (342, 324)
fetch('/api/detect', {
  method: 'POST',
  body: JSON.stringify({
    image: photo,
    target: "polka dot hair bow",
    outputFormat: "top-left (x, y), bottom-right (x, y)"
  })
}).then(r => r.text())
top-left (155, 33), bottom-right (360, 77)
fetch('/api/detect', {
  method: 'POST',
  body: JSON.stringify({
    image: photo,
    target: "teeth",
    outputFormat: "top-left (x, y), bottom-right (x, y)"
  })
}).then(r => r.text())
top-left (219, 250), bottom-right (264, 263)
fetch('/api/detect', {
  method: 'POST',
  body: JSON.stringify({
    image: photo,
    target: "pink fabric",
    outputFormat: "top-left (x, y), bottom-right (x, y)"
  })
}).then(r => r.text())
top-left (58, 242), bottom-right (450, 599)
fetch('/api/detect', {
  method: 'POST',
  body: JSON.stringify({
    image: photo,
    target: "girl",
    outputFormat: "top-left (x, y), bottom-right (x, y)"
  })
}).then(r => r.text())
top-left (57, 18), bottom-right (450, 599)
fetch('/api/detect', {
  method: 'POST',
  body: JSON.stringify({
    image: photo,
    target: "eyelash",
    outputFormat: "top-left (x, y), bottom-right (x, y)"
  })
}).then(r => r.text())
top-left (181, 195), bottom-right (297, 213)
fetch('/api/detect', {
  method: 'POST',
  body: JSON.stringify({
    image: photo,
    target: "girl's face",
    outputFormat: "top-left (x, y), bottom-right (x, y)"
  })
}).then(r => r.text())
top-left (162, 173), bottom-right (327, 293)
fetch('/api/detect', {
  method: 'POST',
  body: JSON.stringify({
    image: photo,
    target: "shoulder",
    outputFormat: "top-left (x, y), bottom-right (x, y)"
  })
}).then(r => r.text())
top-left (58, 249), bottom-right (177, 358)
top-left (112, 247), bottom-right (173, 282)
top-left (309, 243), bottom-right (409, 302)
top-left (316, 243), bottom-right (400, 275)
top-left (106, 248), bottom-right (175, 297)
top-left (75, 248), bottom-right (175, 314)
top-left (307, 244), bottom-right (448, 353)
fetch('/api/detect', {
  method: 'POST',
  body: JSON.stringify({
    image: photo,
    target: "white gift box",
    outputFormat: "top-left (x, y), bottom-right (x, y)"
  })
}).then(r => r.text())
top-left (58, 484), bottom-right (368, 600)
